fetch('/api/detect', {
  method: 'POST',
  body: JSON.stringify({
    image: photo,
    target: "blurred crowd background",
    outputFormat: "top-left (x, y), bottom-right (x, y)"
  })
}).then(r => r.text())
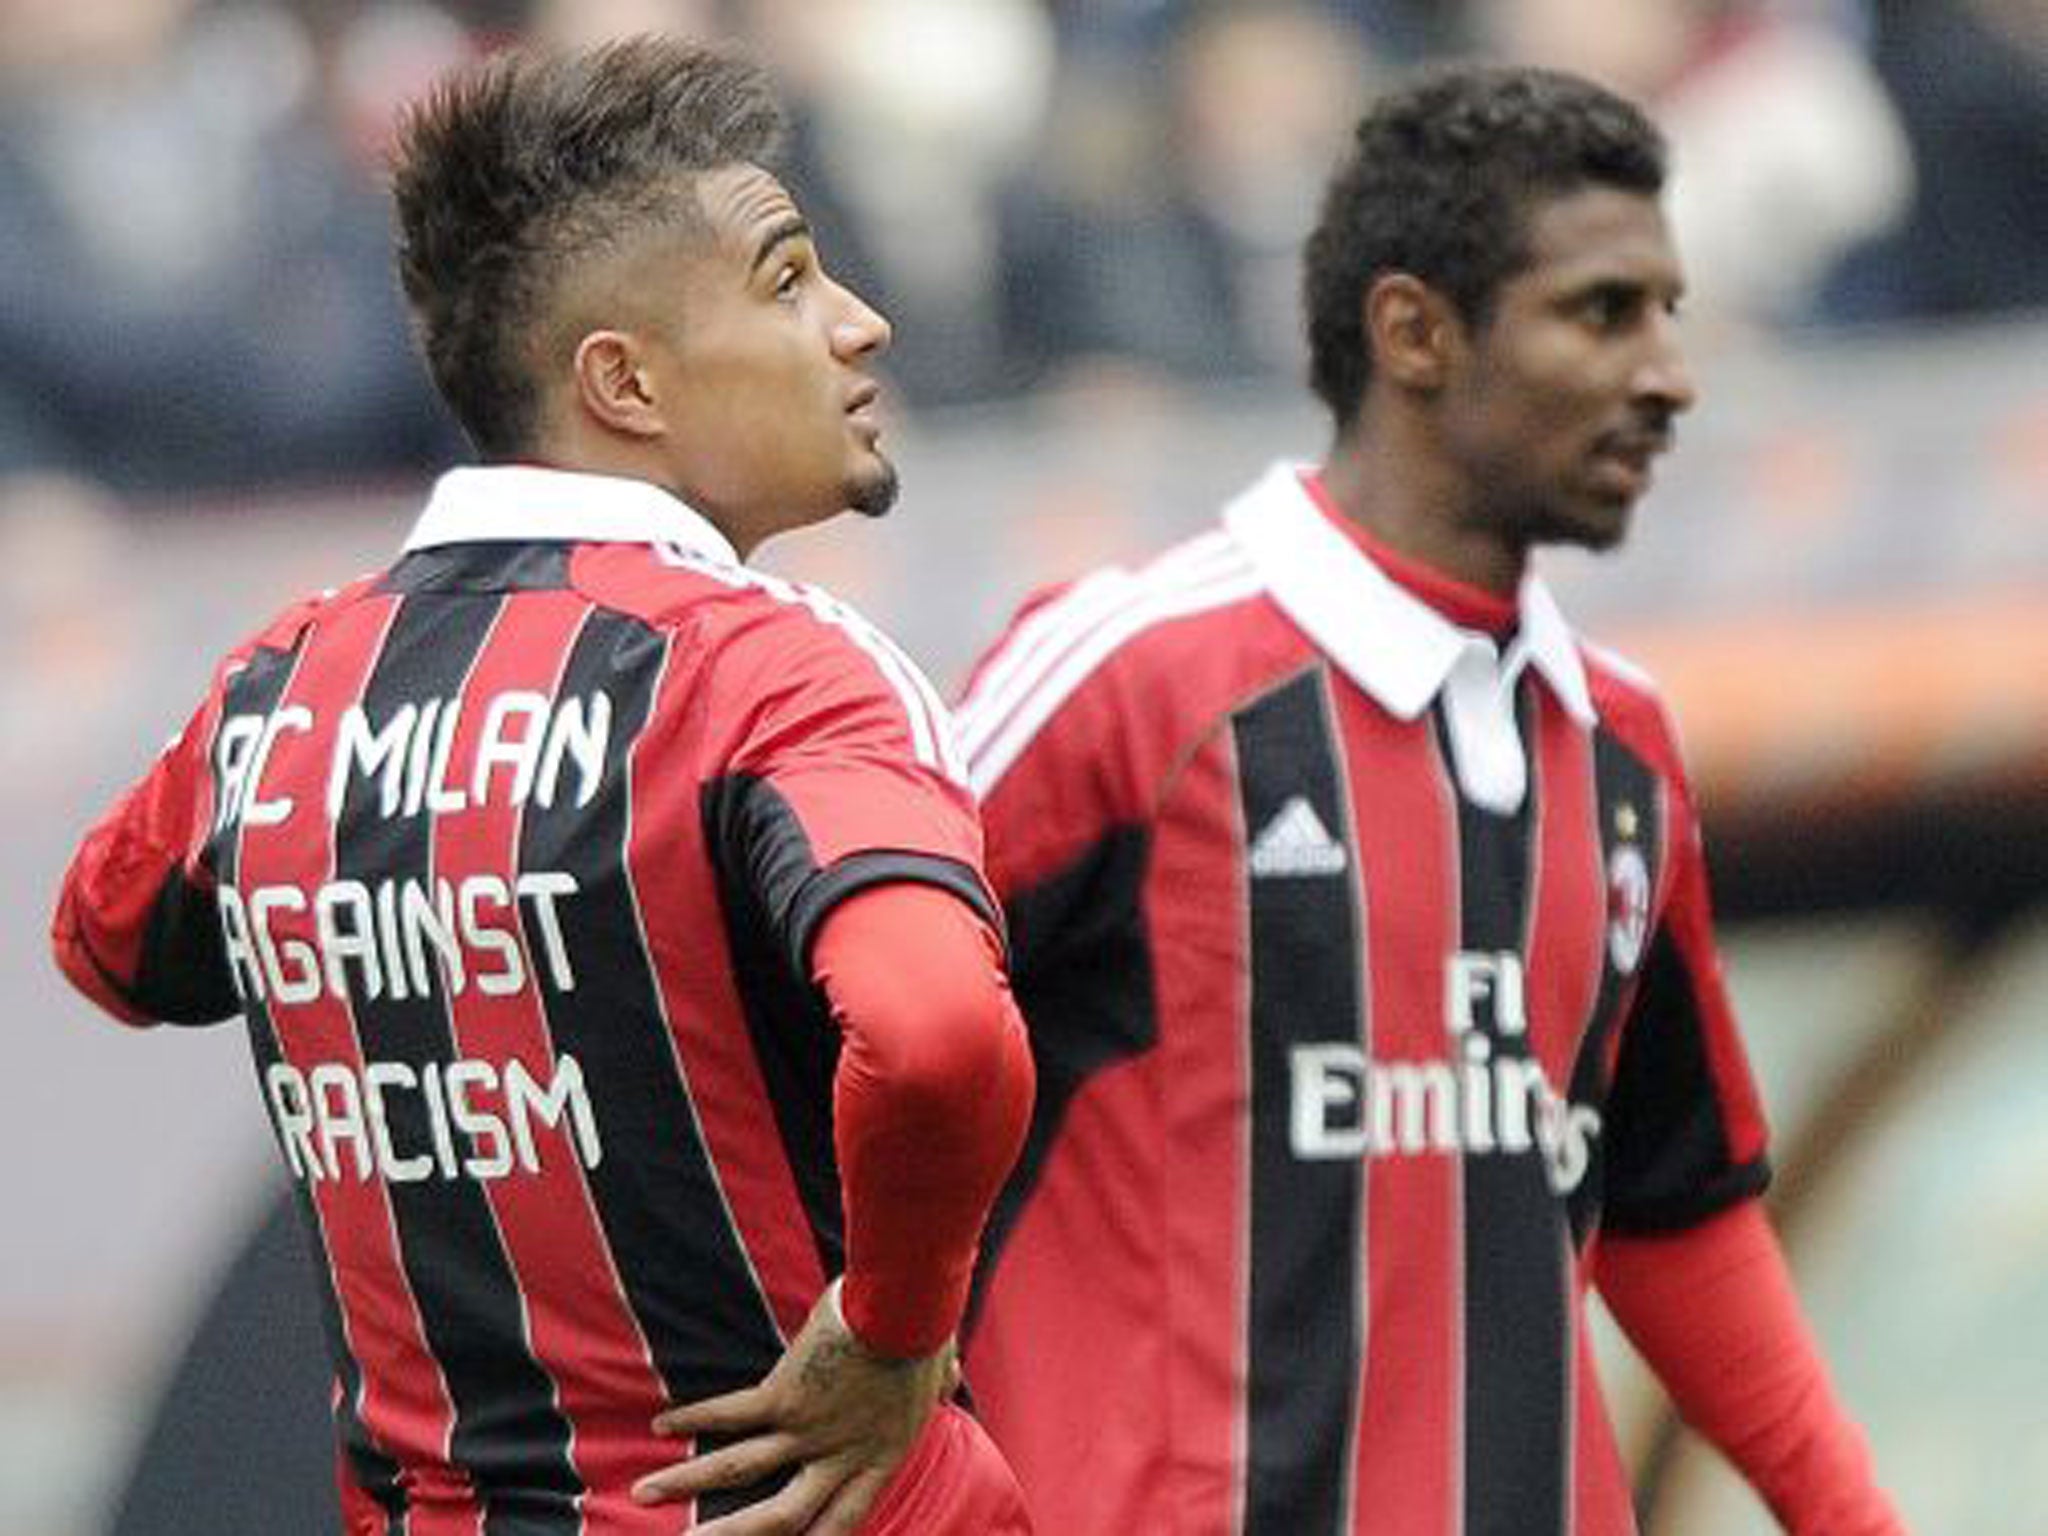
top-left (4, 2), bottom-right (2048, 1534)
top-left (3, 0), bottom-right (2046, 502)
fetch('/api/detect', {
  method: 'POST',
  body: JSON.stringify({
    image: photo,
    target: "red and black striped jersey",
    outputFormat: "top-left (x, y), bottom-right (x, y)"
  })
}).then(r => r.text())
top-left (54, 466), bottom-right (1006, 1531)
top-left (956, 463), bottom-right (1772, 1536)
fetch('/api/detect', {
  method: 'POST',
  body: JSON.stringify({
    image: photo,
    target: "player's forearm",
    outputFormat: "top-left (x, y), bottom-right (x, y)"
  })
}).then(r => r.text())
top-left (1596, 1200), bottom-right (1905, 1535)
top-left (816, 883), bottom-right (1035, 1359)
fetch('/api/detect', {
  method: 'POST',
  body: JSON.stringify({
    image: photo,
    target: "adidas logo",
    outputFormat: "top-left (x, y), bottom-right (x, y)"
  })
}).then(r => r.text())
top-left (1249, 796), bottom-right (1348, 878)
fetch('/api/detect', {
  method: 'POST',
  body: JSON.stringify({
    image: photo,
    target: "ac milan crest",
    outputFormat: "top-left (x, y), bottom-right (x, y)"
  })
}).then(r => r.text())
top-left (1606, 840), bottom-right (1650, 975)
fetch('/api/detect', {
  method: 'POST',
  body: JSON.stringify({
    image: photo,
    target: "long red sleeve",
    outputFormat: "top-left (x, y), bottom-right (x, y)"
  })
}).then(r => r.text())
top-left (812, 882), bottom-right (1034, 1360)
top-left (1596, 1200), bottom-right (1904, 1535)
top-left (53, 694), bottom-right (237, 1028)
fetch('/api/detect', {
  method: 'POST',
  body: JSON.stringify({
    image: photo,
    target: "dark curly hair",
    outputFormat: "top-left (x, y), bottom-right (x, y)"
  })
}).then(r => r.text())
top-left (391, 36), bottom-right (787, 459)
top-left (1303, 64), bottom-right (1667, 432)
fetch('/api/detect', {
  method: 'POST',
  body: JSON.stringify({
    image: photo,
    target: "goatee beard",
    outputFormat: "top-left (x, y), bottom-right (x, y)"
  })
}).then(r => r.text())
top-left (847, 458), bottom-right (900, 519)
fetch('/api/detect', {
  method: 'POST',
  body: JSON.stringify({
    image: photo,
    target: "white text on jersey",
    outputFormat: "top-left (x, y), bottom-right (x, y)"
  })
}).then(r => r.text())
top-left (264, 1054), bottom-right (602, 1183)
top-left (218, 873), bottom-right (579, 1006)
top-left (211, 690), bottom-right (613, 833)
top-left (1289, 949), bottom-right (1602, 1195)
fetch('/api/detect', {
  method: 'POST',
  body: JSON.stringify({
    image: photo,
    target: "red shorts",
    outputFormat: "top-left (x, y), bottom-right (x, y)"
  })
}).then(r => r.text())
top-left (863, 1403), bottom-right (1034, 1535)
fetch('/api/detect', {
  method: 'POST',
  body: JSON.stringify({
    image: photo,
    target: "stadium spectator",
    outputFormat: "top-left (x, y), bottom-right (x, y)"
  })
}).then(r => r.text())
top-left (1827, 0), bottom-right (2048, 322)
top-left (956, 63), bottom-right (1904, 1536)
top-left (714, 0), bottom-right (1057, 406)
top-left (0, 0), bottom-right (469, 496)
top-left (1469, 0), bottom-right (1913, 336)
top-left (993, 1), bottom-right (1376, 394)
top-left (523, 0), bottom-right (725, 49)
top-left (52, 36), bottom-right (1032, 1534)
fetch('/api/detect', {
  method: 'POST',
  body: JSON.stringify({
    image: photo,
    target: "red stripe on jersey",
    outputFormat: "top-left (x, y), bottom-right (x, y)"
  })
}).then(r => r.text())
top-left (230, 593), bottom-right (467, 1488)
top-left (1153, 731), bottom-right (1258, 1526)
top-left (204, 582), bottom-right (376, 844)
top-left (968, 1061), bottom-right (1173, 1534)
top-left (427, 591), bottom-right (674, 1512)
top-left (565, 544), bottom-right (824, 1341)
top-left (965, 766), bottom-right (1186, 1536)
top-left (1526, 691), bottom-right (1606, 1130)
top-left (625, 652), bottom-right (825, 1345)
top-left (1340, 690), bottom-right (1462, 1536)
top-left (1570, 1327), bottom-right (1639, 1535)
top-left (1524, 696), bottom-right (1614, 1536)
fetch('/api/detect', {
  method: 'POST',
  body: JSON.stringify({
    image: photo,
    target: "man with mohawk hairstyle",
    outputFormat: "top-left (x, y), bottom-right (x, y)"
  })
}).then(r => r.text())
top-left (54, 36), bottom-right (1032, 1535)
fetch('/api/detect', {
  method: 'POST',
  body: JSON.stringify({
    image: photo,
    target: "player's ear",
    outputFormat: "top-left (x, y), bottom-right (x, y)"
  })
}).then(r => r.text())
top-left (571, 330), bottom-right (665, 440)
top-left (1366, 273), bottom-right (1457, 392)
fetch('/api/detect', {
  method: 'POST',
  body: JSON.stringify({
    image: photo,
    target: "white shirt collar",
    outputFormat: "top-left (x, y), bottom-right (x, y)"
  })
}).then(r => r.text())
top-left (1221, 460), bottom-right (1595, 727)
top-left (402, 464), bottom-right (741, 566)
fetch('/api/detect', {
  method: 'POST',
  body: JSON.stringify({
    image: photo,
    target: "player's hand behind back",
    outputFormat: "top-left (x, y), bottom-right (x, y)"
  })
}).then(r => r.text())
top-left (632, 1280), bottom-right (957, 1534)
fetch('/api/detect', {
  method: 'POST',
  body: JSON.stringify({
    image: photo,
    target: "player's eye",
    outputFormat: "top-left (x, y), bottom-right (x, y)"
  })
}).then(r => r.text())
top-left (1578, 284), bottom-right (1641, 331)
top-left (771, 257), bottom-right (807, 302)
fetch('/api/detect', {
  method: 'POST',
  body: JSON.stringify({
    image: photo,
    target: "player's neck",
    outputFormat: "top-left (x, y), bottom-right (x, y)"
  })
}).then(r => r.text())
top-left (1303, 466), bottom-right (1518, 636)
top-left (1318, 435), bottom-right (1528, 608)
top-left (527, 421), bottom-right (767, 559)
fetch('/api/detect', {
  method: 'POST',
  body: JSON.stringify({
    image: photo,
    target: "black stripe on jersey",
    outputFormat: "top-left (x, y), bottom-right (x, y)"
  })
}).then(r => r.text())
top-left (1233, 668), bottom-right (1362, 1536)
top-left (788, 851), bottom-right (1001, 969)
top-left (127, 872), bottom-right (240, 1024)
top-left (1598, 939), bottom-right (1773, 1233)
top-left (703, 775), bottom-right (1002, 975)
top-left (381, 543), bottom-right (573, 595)
top-left (527, 613), bottom-right (793, 1522)
top-left (698, 776), bottom-right (853, 1310)
top-left (337, 592), bottom-right (582, 1529)
top-left (967, 823), bottom-right (1155, 1331)
top-left (527, 614), bottom-right (789, 1392)
top-left (1563, 730), bottom-right (1664, 1246)
top-left (1441, 685), bottom-right (1567, 1536)
top-left (215, 640), bottom-right (406, 1526)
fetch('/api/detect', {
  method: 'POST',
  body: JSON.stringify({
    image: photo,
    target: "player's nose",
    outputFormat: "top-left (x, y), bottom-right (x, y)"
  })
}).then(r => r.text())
top-left (1635, 309), bottom-right (1696, 415)
top-left (828, 277), bottom-right (892, 360)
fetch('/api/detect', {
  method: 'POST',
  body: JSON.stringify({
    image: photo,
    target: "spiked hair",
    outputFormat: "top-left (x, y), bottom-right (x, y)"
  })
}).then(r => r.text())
top-left (391, 36), bottom-right (786, 457)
